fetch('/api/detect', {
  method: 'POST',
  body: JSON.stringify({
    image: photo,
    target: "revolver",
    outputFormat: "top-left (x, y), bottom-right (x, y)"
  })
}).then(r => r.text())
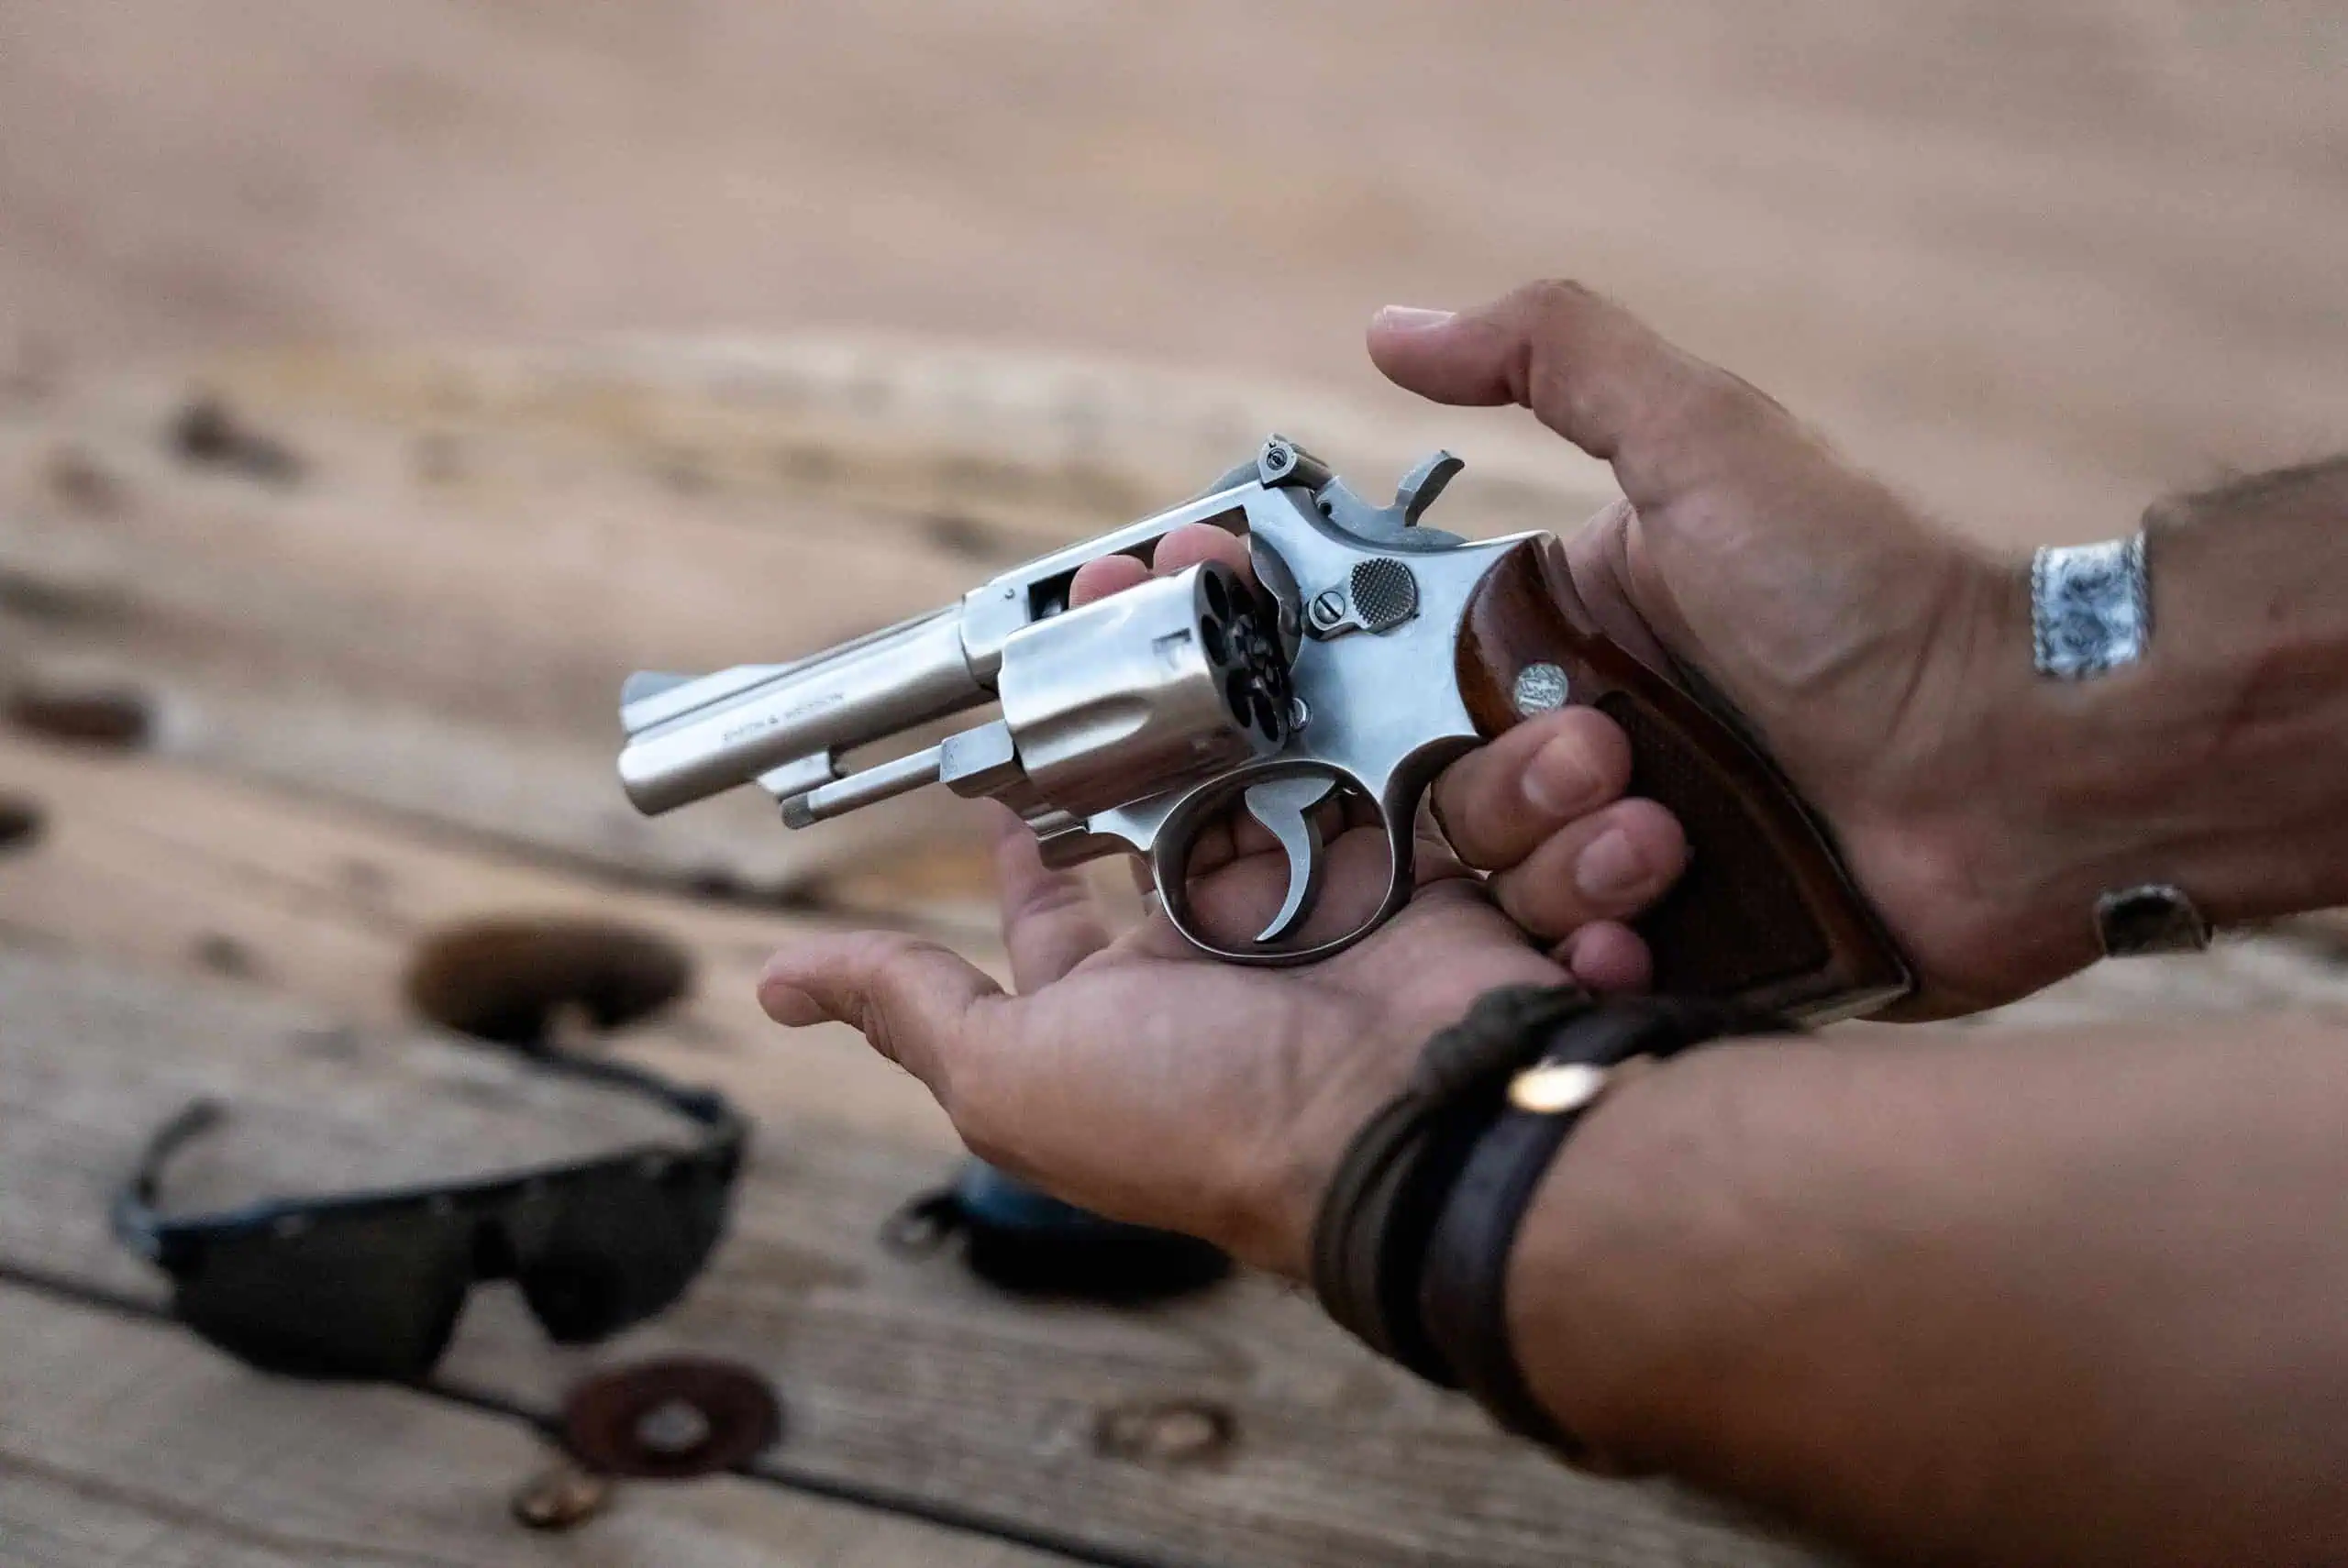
top-left (617, 437), bottom-right (1910, 1022)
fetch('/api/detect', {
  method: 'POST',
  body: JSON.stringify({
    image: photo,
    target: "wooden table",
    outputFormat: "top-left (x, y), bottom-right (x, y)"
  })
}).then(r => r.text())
top-left (5, 345), bottom-right (2343, 1567)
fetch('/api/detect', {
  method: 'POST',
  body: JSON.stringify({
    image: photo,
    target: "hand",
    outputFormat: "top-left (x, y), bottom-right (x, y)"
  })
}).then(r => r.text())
top-left (1372, 284), bottom-right (2074, 1016)
top-left (759, 278), bottom-right (2047, 1273)
top-left (761, 810), bottom-right (1566, 1276)
top-left (766, 524), bottom-right (1605, 1274)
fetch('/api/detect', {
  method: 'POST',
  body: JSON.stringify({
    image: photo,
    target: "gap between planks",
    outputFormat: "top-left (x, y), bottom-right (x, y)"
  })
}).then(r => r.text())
top-left (0, 1273), bottom-right (1075, 1568)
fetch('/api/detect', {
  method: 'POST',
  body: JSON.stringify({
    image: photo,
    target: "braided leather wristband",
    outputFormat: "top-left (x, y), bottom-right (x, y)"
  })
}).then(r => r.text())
top-left (1310, 986), bottom-right (1596, 1383)
top-left (1418, 997), bottom-right (1789, 1465)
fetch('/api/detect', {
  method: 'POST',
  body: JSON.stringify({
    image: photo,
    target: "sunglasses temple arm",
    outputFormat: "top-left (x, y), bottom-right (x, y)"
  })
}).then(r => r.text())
top-left (532, 1053), bottom-right (745, 1139)
top-left (111, 1098), bottom-right (227, 1259)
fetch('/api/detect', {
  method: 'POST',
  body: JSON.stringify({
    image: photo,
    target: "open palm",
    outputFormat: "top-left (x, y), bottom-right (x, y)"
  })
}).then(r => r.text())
top-left (762, 770), bottom-right (1569, 1276)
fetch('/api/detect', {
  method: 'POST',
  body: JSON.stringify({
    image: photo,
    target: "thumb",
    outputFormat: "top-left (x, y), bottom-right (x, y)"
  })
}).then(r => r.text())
top-left (1366, 282), bottom-right (1784, 512)
top-left (760, 932), bottom-right (1002, 1097)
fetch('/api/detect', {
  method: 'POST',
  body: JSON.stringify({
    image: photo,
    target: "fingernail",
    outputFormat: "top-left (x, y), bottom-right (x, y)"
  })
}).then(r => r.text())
top-left (1575, 829), bottom-right (1649, 901)
top-left (1523, 733), bottom-right (1605, 817)
top-left (1374, 305), bottom-right (1455, 331)
top-left (759, 979), bottom-right (825, 1027)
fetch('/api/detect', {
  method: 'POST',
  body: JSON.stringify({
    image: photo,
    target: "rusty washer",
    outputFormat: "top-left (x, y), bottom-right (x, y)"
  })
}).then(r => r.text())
top-left (561, 1356), bottom-right (782, 1479)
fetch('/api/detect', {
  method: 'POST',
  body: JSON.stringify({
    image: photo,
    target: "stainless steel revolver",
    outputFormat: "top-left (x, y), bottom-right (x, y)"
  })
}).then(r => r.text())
top-left (617, 437), bottom-right (1909, 1021)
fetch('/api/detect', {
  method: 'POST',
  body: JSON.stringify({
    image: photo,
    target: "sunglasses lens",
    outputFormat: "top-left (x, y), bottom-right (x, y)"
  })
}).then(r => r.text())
top-left (168, 1207), bottom-right (472, 1380)
top-left (515, 1156), bottom-right (733, 1342)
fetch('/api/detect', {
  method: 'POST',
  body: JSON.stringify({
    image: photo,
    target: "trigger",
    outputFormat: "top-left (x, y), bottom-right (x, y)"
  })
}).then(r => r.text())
top-left (1244, 777), bottom-right (1335, 944)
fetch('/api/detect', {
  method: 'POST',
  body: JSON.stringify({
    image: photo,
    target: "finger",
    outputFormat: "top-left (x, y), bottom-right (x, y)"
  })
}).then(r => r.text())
top-left (1148, 521), bottom-right (1254, 583)
top-left (990, 805), bottom-right (1113, 990)
top-left (1162, 777), bottom-right (1370, 876)
top-left (1131, 805), bottom-right (1479, 965)
top-left (1068, 523), bottom-right (1252, 610)
top-left (1487, 797), bottom-right (1689, 941)
top-left (1428, 705), bottom-right (1633, 870)
top-left (1554, 920), bottom-right (1652, 996)
top-left (1069, 553), bottom-right (1149, 607)
top-left (759, 933), bottom-right (1001, 1096)
top-left (1136, 819), bottom-right (1401, 957)
top-left (1366, 284), bottom-right (1784, 508)
top-left (1559, 500), bottom-right (1679, 673)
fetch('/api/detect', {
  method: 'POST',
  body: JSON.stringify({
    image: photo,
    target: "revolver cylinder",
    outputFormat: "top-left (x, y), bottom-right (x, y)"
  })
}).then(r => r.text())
top-left (996, 562), bottom-right (1288, 819)
top-left (760, 562), bottom-right (1294, 844)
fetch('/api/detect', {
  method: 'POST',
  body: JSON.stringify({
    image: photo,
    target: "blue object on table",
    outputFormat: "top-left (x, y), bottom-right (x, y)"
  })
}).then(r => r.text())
top-left (885, 1162), bottom-right (1228, 1301)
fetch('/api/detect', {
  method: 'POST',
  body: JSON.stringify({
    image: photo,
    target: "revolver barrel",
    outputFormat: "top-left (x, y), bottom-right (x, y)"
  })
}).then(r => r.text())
top-left (615, 607), bottom-right (985, 814)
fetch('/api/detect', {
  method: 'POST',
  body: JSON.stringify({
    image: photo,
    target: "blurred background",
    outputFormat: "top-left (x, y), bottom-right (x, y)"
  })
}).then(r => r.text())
top-left (3, 6), bottom-right (2345, 1565)
top-left (10, 3), bottom-right (2348, 525)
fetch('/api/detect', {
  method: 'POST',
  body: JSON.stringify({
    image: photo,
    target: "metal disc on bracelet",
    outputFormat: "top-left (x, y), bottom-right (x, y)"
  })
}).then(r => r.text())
top-left (1506, 1059), bottom-right (1610, 1115)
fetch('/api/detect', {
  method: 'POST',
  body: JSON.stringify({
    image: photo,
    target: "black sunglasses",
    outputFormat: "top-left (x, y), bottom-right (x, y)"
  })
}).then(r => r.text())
top-left (113, 1055), bottom-right (747, 1381)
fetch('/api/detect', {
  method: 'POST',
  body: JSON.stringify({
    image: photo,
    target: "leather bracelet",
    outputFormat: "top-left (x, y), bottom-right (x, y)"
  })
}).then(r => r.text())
top-left (1418, 998), bottom-right (1789, 1466)
top-left (1310, 986), bottom-right (1596, 1382)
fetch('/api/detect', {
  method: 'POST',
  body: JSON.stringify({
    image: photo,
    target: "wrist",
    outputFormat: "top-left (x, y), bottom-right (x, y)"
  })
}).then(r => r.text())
top-left (1823, 543), bottom-right (2112, 1012)
top-left (1864, 477), bottom-right (2348, 1014)
top-left (1238, 1021), bottom-right (1439, 1280)
top-left (1985, 497), bottom-right (2348, 944)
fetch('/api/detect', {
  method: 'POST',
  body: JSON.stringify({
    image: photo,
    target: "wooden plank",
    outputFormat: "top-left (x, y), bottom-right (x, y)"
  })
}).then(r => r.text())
top-left (0, 338), bottom-right (1605, 916)
top-left (0, 944), bottom-right (1826, 1568)
top-left (0, 729), bottom-right (969, 1149)
top-left (6, 677), bottom-right (2342, 1568)
top-left (0, 1280), bottom-right (1057, 1568)
top-left (3, 731), bottom-right (2342, 1099)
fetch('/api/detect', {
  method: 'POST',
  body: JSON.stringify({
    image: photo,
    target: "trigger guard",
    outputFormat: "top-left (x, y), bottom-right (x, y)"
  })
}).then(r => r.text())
top-left (1147, 762), bottom-right (1419, 967)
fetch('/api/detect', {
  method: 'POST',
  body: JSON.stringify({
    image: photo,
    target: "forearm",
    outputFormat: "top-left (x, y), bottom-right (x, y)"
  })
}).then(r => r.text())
top-left (1508, 1020), bottom-right (2348, 1566)
top-left (1490, 461), bottom-right (2348, 1560)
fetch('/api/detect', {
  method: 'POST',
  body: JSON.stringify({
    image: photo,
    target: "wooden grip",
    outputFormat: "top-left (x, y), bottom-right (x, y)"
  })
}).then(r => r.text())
top-left (1456, 544), bottom-right (1910, 1021)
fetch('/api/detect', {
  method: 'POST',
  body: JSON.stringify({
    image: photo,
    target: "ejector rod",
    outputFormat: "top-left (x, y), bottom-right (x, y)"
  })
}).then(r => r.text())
top-left (779, 744), bottom-right (945, 827)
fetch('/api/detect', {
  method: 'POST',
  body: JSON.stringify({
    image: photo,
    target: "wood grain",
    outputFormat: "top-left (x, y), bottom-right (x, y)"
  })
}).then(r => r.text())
top-left (0, 1280), bottom-right (1057, 1568)
top-left (0, 731), bottom-right (964, 1150)
top-left (6, 728), bottom-right (2342, 1137)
